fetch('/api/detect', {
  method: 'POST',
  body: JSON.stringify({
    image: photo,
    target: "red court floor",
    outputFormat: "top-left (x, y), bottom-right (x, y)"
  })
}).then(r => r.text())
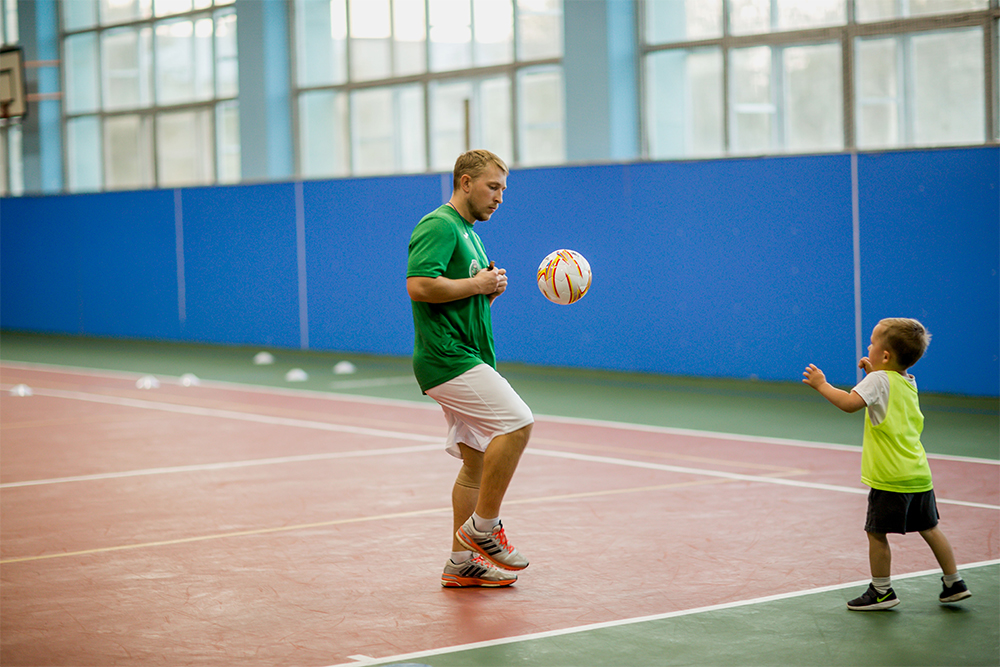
top-left (2, 364), bottom-right (997, 666)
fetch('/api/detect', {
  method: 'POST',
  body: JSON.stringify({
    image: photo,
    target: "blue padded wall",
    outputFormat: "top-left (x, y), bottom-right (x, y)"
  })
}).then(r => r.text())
top-left (1, 147), bottom-right (997, 395)
top-left (857, 148), bottom-right (999, 396)
top-left (303, 174), bottom-right (441, 356)
top-left (1, 190), bottom-right (179, 338)
top-left (489, 156), bottom-right (856, 386)
top-left (178, 184), bottom-right (300, 348)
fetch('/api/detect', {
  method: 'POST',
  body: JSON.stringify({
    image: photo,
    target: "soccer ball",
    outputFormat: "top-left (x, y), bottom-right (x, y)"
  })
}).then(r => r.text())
top-left (536, 249), bottom-right (592, 305)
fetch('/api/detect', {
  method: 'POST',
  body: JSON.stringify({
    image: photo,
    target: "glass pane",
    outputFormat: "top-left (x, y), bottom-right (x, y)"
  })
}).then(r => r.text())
top-left (100, 0), bottom-right (152, 24)
top-left (517, 0), bottom-right (561, 60)
top-left (215, 10), bottom-right (238, 97)
top-left (645, 48), bottom-right (724, 158)
top-left (776, 0), bottom-right (845, 31)
top-left (730, 0), bottom-right (845, 35)
top-left (2, 0), bottom-right (19, 44)
top-left (216, 100), bottom-right (241, 183)
top-left (63, 0), bottom-right (98, 31)
top-left (518, 67), bottom-right (564, 166)
top-left (64, 33), bottom-right (100, 114)
top-left (66, 116), bottom-right (102, 192)
top-left (155, 19), bottom-right (214, 105)
top-left (730, 46), bottom-right (773, 153)
top-left (912, 28), bottom-right (985, 145)
top-left (397, 85), bottom-right (427, 173)
top-left (645, 0), bottom-right (723, 43)
top-left (157, 109), bottom-right (214, 186)
top-left (4, 125), bottom-right (23, 196)
top-left (295, 0), bottom-right (348, 87)
top-left (349, 0), bottom-right (391, 81)
top-left (430, 79), bottom-right (474, 171)
top-left (102, 27), bottom-right (153, 111)
top-left (856, 38), bottom-right (899, 148)
top-left (429, 0), bottom-right (471, 72)
top-left (393, 0), bottom-right (426, 76)
top-left (104, 115), bottom-right (153, 190)
top-left (351, 88), bottom-right (395, 175)
top-left (299, 90), bottom-right (349, 177)
top-left (784, 43), bottom-right (842, 152)
top-left (0, 129), bottom-right (7, 196)
top-left (480, 77), bottom-right (513, 163)
top-left (728, 0), bottom-right (770, 35)
top-left (474, 0), bottom-right (513, 66)
top-left (155, 0), bottom-right (192, 17)
top-left (856, 0), bottom-right (987, 22)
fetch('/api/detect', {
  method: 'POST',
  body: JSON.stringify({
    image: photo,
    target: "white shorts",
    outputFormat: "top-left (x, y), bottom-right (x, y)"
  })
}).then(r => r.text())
top-left (425, 364), bottom-right (534, 460)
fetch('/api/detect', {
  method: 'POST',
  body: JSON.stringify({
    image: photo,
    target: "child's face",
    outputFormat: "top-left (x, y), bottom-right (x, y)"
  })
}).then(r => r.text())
top-left (867, 324), bottom-right (893, 370)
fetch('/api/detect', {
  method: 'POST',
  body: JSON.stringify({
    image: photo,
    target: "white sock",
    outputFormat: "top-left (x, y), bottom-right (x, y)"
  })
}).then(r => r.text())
top-left (872, 577), bottom-right (892, 594)
top-left (450, 550), bottom-right (473, 564)
top-left (943, 572), bottom-right (963, 586)
top-left (472, 512), bottom-right (500, 532)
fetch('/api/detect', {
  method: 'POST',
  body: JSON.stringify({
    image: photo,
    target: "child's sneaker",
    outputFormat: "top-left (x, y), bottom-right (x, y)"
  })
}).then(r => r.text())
top-left (847, 584), bottom-right (900, 611)
top-left (939, 578), bottom-right (972, 603)
top-left (455, 517), bottom-right (529, 571)
top-left (441, 555), bottom-right (517, 588)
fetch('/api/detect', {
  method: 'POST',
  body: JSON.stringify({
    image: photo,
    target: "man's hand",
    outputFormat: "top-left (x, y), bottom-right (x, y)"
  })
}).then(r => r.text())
top-left (476, 265), bottom-right (507, 302)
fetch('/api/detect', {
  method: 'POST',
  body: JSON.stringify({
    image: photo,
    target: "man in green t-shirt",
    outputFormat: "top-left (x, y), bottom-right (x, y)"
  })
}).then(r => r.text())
top-left (407, 150), bottom-right (534, 588)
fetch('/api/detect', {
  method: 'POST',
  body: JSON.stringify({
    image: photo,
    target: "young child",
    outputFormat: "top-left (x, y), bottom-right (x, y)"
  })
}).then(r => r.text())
top-left (803, 317), bottom-right (971, 610)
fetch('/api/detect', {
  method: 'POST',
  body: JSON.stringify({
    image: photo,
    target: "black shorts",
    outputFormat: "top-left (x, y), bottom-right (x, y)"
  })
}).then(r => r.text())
top-left (864, 488), bottom-right (940, 535)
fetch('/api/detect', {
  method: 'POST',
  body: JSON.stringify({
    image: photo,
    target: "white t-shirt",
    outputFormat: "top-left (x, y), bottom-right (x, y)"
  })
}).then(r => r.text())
top-left (852, 370), bottom-right (918, 426)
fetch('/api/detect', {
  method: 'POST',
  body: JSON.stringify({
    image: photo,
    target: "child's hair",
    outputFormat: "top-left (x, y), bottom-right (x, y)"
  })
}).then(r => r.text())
top-left (878, 318), bottom-right (931, 369)
top-left (453, 149), bottom-right (508, 191)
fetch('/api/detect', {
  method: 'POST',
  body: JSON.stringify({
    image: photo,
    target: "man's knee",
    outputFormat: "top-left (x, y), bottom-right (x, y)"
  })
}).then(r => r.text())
top-left (456, 443), bottom-right (483, 490)
top-left (455, 463), bottom-right (481, 490)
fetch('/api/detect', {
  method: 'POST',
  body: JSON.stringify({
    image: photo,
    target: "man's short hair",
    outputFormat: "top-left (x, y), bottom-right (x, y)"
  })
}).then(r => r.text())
top-left (879, 317), bottom-right (931, 369)
top-left (453, 149), bottom-right (508, 191)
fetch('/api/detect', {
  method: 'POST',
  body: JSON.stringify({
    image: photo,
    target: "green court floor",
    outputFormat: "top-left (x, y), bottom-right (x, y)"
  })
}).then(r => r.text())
top-left (369, 566), bottom-right (999, 667)
top-left (1, 331), bottom-right (996, 460)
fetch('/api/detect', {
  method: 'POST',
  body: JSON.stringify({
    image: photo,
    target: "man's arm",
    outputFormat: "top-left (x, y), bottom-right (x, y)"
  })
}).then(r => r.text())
top-left (802, 364), bottom-right (868, 413)
top-left (407, 266), bottom-right (505, 304)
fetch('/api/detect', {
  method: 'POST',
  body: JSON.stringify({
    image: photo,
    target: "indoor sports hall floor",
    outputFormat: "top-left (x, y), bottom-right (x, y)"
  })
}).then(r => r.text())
top-left (1, 332), bottom-right (997, 667)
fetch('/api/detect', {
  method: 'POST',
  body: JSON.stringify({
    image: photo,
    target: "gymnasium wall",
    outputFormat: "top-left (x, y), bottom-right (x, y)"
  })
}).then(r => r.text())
top-left (2, 147), bottom-right (997, 396)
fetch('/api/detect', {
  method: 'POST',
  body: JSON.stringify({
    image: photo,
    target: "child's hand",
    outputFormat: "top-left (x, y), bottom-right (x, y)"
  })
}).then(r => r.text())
top-left (802, 364), bottom-right (827, 389)
top-left (858, 357), bottom-right (873, 374)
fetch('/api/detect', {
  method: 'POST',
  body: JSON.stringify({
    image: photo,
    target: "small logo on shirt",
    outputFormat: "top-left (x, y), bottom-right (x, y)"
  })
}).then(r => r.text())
top-left (469, 259), bottom-right (481, 277)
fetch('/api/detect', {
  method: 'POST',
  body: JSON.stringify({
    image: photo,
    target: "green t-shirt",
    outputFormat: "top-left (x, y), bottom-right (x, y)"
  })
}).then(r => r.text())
top-left (861, 371), bottom-right (933, 493)
top-left (407, 205), bottom-right (495, 393)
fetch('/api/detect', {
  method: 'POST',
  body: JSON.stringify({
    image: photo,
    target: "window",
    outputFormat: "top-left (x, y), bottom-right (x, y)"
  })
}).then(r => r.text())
top-left (61, 0), bottom-right (238, 192)
top-left (642, 0), bottom-right (997, 158)
top-left (856, 28), bottom-right (986, 148)
top-left (1, 0), bottom-right (22, 196)
top-left (294, 0), bottom-right (564, 178)
top-left (641, 0), bottom-right (1000, 159)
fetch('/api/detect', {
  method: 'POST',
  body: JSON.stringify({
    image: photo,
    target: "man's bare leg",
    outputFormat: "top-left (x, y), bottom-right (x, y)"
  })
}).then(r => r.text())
top-left (475, 424), bottom-right (532, 519)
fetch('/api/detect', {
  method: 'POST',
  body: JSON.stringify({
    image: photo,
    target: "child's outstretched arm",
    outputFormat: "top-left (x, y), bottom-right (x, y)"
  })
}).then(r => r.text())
top-left (802, 364), bottom-right (867, 413)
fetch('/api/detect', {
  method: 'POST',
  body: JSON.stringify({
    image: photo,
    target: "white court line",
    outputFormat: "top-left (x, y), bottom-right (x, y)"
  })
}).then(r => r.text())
top-left (0, 444), bottom-right (442, 489)
top-left (530, 449), bottom-right (1000, 511)
top-left (329, 375), bottom-right (416, 389)
top-left (3, 360), bottom-right (996, 465)
top-left (329, 559), bottom-right (1000, 667)
top-left (3, 385), bottom-right (998, 511)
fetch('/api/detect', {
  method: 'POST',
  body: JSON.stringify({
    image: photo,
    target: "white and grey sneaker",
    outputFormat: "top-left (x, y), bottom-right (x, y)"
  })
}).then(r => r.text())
top-left (441, 555), bottom-right (517, 587)
top-left (455, 517), bottom-right (529, 571)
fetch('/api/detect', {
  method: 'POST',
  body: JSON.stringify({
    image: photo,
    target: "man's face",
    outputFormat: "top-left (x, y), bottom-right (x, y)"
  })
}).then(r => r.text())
top-left (464, 165), bottom-right (507, 222)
